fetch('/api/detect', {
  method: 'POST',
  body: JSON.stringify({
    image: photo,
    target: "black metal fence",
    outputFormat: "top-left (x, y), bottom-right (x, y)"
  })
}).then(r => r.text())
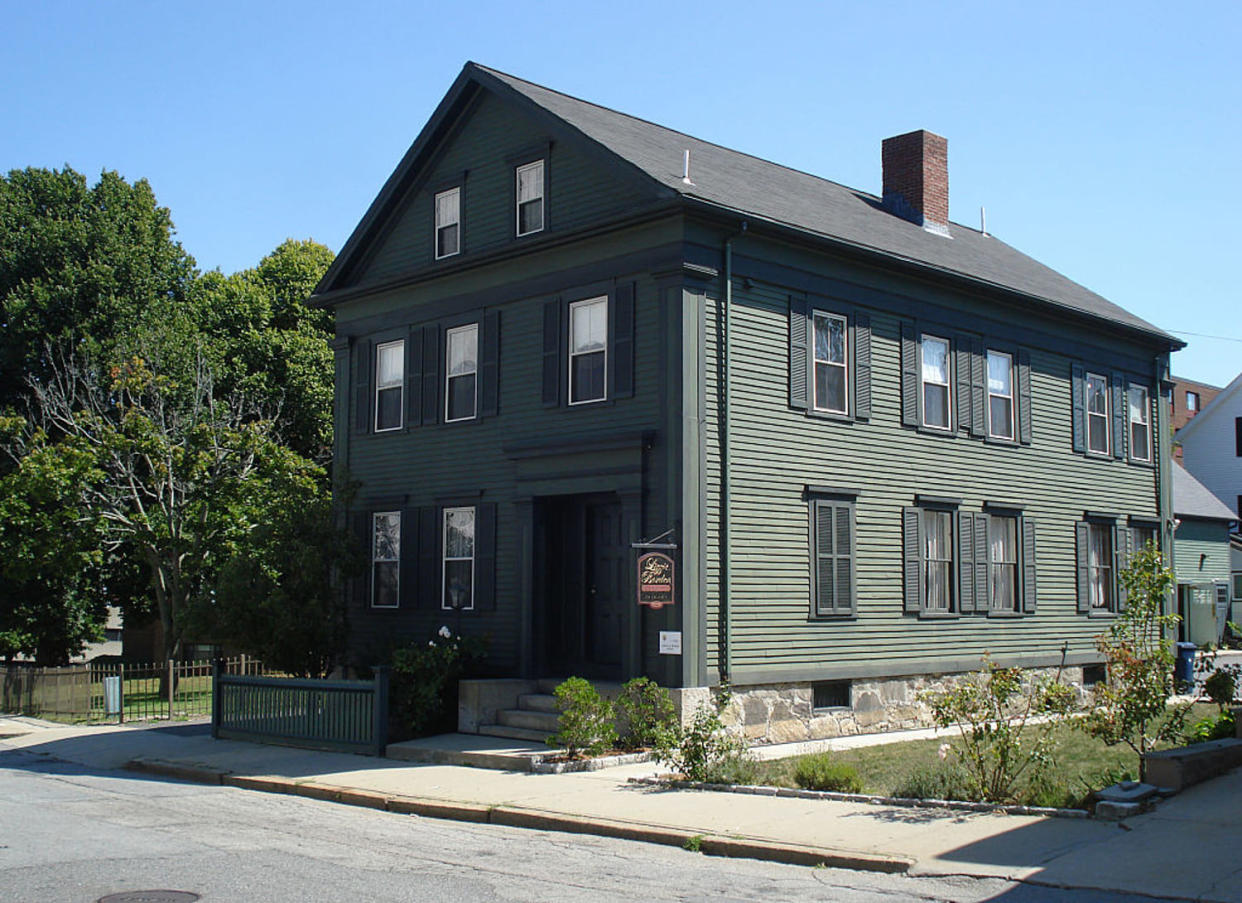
top-left (1, 657), bottom-right (268, 724)
top-left (212, 663), bottom-right (389, 756)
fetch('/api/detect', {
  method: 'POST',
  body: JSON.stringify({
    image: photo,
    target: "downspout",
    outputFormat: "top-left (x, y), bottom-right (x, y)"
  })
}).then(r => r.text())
top-left (720, 220), bottom-right (748, 684)
top-left (1156, 351), bottom-right (1176, 623)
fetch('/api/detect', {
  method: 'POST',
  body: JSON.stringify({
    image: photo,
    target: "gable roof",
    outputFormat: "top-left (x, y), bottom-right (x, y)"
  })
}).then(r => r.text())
top-left (1174, 370), bottom-right (1242, 442)
top-left (1173, 462), bottom-right (1238, 522)
top-left (316, 62), bottom-right (1181, 349)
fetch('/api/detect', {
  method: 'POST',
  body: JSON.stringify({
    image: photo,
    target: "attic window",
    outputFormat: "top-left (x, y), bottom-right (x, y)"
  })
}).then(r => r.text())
top-left (435, 187), bottom-right (461, 259)
top-left (516, 160), bottom-right (545, 236)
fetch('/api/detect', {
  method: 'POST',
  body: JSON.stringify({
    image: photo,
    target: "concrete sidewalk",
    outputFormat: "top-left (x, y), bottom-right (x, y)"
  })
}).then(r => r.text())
top-left (3, 718), bottom-right (1240, 901)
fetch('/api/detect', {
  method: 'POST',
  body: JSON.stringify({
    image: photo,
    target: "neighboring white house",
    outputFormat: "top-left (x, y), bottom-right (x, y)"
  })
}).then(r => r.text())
top-left (1177, 370), bottom-right (1242, 522)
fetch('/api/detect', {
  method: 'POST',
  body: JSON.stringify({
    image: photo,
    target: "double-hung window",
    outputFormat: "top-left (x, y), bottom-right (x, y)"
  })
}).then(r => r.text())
top-left (922, 509), bottom-right (954, 612)
top-left (1085, 372), bottom-right (1110, 455)
top-left (371, 512), bottom-right (400, 608)
top-left (516, 160), bottom-right (545, 236)
top-left (1128, 385), bottom-right (1151, 463)
top-left (921, 336), bottom-right (951, 430)
top-left (445, 324), bottom-right (478, 422)
top-left (442, 506), bottom-right (475, 610)
top-left (374, 340), bottom-right (404, 432)
top-left (987, 514), bottom-right (1019, 611)
top-left (569, 296), bottom-right (607, 404)
top-left (812, 312), bottom-right (848, 415)
top-left (1087, 523), bottom-right (1114, 611)
top-left (435, 187), bottom-right (461, 259)
top-left (809, 496), bottom-right (855, 616)
top-left (987, 350), bottom-right (1015, 440)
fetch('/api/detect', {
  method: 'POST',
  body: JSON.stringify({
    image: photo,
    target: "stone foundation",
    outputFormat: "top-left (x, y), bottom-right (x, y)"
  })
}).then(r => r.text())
top-left (670, 666), bottom-right (1086, 745)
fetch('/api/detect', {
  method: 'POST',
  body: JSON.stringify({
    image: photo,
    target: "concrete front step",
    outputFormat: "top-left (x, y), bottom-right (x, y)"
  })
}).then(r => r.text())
top-left (387, 732), bottom-right (549, 771)
top-left (477, 723), bottom-right (551, 743)
top-left (536, 678), bottom-right (625, 696)
top-left (517, 693), bottom-right (559, 713)
top-left (497, 708), bottom-right (560, 732)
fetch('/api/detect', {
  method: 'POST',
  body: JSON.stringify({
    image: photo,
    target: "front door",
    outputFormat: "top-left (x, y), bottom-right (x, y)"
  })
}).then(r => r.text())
top-left (540, 494), bottom-right (626, 679)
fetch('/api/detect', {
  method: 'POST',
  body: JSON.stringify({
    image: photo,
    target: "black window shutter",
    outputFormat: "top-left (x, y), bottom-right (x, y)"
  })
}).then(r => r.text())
top-left (354, 339), bottom-right (373, 433)
top-left (406, 328), bottom-right (424, 428)
top-left (421, 326), bottom-right (440, 426)
top-left (789, 296), bottom-right (810, 410)
top-left (1111, 373), bottom-right (1127, 460)
top-left (974, 512), bottom-right (988, 611)
top-left (957, 511), bottom-right (976, 613)
top-left (903, 507), bottom-right (922, 612)
top-left (399, 507), bottom-right (417, 608)
top-left (1071, 364), bottom-right (1086, 453)
top-left (1115, 523), bottom-right (1130, 611)
top-left (1017, 349), bottom-right (1033, 445)
top-left (955, 336), bottom-right (972, 434)
top-left (1236, 417), bottom-right (1242, 457)
top-left (970, 339), bottom-right (987, 437)
top-left (901, 324), bottom-right (919, 427)
top-left (838, 503), bottom-right (856, 614)
top-left (480, 311), bottom-right (500, 418)
top-left (610, 282), bottom-right (635, 399)
top-left (353, 511), bottom-right (371, 609)
top-left (853, 313), bottom-right (871, 420)
top-left (1021, 517), bottom-right (1037, 614)
top-left (418, 506), bottom-right (440, 610)
top-left (813, 501), bottom-right (832, 616)
top-left (474, 503), bottom-right (497, 611)
top-left (1075, 521), bottom-right (1090, 613)
top-left (542, 299), bottom-right (561, 407)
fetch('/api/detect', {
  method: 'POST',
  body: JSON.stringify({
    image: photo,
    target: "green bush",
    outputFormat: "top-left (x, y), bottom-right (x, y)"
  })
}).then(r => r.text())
top-left (615, 677), bottom-right (676, 750)
top-left (892, 763), bottom-right (974, 801)
top-left (792, 753), bottom-right (863, 793)
top-left (549, 677), bottom-right (617, 758)
top-left (653, 686), bottom-right (753, 783)
top-left (389, 628), bottom-right (487, 739)
top-left (1204, 668), bottom-right (1238, 709)
top-left (1185, 711), bottom-right (1235, 744)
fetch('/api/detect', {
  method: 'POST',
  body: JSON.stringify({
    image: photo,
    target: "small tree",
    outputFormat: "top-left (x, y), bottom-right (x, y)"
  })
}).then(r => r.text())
top-left (1082, 542), bottom-right (1185, 781)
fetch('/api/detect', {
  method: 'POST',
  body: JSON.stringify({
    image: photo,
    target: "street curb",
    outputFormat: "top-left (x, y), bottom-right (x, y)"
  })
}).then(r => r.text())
top-left (122, 758), bottom-right (911, 874)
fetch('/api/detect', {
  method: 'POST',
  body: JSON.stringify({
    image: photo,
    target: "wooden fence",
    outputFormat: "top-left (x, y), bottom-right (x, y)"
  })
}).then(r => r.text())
top-left (1, 657), bottom-right (267, 724)
top-left (212, 663), bottom-right (389, 756)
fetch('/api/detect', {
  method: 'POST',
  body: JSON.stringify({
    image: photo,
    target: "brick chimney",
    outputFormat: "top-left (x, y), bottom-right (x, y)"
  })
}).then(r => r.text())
top-left (881, 130), bottom-right (950, 236)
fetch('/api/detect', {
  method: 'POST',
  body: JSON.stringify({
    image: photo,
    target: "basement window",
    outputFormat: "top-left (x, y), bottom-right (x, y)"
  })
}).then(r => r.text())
top-left (1082, 664), bottom-right (1106, 687)
top-left (812, 680), bottom-right (851, 711)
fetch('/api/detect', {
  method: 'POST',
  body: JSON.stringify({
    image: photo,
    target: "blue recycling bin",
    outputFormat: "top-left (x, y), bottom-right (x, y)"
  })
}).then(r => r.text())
top-left (1175, 642), bottom-right (1198, 692)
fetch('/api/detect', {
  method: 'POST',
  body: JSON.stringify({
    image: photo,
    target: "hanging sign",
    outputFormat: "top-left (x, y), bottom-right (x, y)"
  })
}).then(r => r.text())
top-left (637, 551), bottom-right (676, 609)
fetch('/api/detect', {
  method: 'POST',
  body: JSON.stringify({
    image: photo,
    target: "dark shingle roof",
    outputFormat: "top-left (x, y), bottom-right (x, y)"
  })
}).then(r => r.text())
top-left (1173, 463), bottom-right (1237, 522)
top-left (475, 64), bottom-right (1176, 346)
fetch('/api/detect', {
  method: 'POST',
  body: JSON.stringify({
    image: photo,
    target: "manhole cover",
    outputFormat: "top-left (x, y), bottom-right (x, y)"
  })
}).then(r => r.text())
top-left (98, 893), bottom-right (200, 903)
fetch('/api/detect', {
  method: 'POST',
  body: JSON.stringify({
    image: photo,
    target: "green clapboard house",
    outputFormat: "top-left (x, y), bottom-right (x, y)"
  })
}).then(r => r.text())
top-left (311, 63), bottom-right (1184, 742)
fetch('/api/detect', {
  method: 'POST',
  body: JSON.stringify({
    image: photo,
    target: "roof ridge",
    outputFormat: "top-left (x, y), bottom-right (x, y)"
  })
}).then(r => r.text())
top-left (469, 62), bottom-right (994, 235)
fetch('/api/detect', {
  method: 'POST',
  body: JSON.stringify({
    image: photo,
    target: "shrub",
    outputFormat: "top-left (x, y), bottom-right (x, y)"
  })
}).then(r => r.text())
top-left (922, 655), bottom-right (1076, 803)
top-left (1203, 668), bottom-right (1238, 709)
top-left (654, 686), bottom-right (753, 783)
top-left (892, 763), bottom-right (974, 802)
top-left (792, 753), bottom-right (863, 793)
top-left (1185, 711), bottom-right (1235, 744)
top-left (615, 677), bottom-right (677, 750)
top-left (549, 677), bottom-right (617, 758)
top-left (389, 627), bottom-right (488, 739)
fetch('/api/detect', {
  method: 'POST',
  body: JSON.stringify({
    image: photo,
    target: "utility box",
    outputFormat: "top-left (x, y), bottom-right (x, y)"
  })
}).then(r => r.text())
top-left (103, 675), bottom-right (122, 716)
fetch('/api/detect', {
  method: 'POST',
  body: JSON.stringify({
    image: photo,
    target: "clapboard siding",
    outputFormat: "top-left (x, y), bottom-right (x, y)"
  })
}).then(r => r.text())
top-left (701, 247), bottom-right (1165, 679)
top-left (357, 91), bottom-right (655, 286)
top-left (1173, 520), bottom-right (1232, 585)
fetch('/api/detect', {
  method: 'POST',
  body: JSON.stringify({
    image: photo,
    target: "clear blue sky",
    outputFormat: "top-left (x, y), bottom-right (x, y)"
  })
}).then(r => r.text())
top-left (3, 1), bottom-right (1238, 385)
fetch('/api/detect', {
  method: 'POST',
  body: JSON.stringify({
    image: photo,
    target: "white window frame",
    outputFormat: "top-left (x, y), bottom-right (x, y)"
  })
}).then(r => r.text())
top-left (812, 311), bottom-right (849, 415)
top-left (1186, 390), bottom-right (1199, 413)
top-left (434, 187), bottom-right (461, 260)
top-left (987, 513), bottom-right (1019, 612)
top-left (442, 506), bottom-right (476, 611)
top-left (374, 339), bottom-right (405, 433)
top-left (444, 323), bottom-right (479, 423)
top-left (371, 511), bottom-right (400, 609)
top-left (920, 334), bottom-right (952, 431)
top-left (568, 296), bottom-right (608, 406)
top-left (515, 160), bottom-right (545, 237)
top-left (1085, 372), bottom-right (1110, 456)
top-left (922, 508), bottom-right (955, 612)
top-left (1128, 384), bottom-right (1151, 463)
top-left (1087, 523), bottom-right (1114, 611)
top-left (986, 349), bottom-right (1015, 440)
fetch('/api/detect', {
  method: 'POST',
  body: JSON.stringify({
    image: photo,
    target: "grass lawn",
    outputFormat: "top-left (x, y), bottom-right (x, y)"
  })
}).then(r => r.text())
top-left (751, 704), bottom-right (1219, 805)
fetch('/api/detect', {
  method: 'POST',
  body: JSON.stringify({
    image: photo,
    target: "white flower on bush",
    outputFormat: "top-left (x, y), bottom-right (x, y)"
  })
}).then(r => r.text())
top-left (438, 626), bottom-right (452, 639)
top-left (938, 742), bottom-right (951, 762)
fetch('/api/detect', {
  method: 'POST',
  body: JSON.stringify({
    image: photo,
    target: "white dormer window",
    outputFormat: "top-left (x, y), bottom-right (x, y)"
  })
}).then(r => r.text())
top-left (516, 160), bottom-right (545, 236)
top-left (435, 187), bottom-right (460, 259)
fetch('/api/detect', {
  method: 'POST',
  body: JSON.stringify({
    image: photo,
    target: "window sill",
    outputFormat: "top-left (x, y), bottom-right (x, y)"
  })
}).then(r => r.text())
top-left (916, 425), bottom-right (957, 438)
top-left (808, 613), bottom-right (857, 622)
top-left (1086, 609), bottom-right (1119, 619)
top-left (806, 409), bottom-right (855, 424)
top-left (986, 610), bottom-right (1025, 619)
top-left (983, 435), bottom-right (1021, 448)
top-left (917, 611), bottom-right (960, 620)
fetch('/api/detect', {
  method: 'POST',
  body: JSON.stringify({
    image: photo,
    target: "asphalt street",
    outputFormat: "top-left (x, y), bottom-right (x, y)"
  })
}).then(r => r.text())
top-left (0, 746), bottom-right (1184, 903)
